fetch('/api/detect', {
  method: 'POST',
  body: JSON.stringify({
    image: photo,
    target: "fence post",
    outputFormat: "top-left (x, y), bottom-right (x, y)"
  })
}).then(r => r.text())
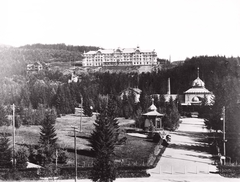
top-left (184, 166), bottom-right (186, 174)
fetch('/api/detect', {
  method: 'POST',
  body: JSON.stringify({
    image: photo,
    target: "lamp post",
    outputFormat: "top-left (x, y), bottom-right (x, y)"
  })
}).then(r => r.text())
top-left (12, 104), bottom-right (16, 169)
top-left (72, 127), bottom-right (78, 182)
top-left (222, 106), bottom-right (226, 165)
top-left (80, 106), bottom-right (82, 132)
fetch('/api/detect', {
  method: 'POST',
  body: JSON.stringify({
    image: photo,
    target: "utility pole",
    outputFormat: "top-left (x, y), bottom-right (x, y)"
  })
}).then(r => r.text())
top-left (12, 104), bottom-right (16, 168)
top-left (222, 106), bottom-right (226, 165)
top-left (80, 97), bottom-right (83, 132)
top-left (73, 127), bottom-right (78, 182)
top-left (80, 107), bottom-right (82, 132)
top-left (55, 149), bottom-right (58, 173)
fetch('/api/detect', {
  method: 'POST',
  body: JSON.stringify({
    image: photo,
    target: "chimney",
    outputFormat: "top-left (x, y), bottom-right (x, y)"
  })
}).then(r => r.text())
top-left (167, 78), bottom-right (171, 95)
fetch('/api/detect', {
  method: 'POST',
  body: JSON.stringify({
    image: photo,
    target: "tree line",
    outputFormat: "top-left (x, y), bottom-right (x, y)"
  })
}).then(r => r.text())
top-left (20, 43), bottom-right (101, 53)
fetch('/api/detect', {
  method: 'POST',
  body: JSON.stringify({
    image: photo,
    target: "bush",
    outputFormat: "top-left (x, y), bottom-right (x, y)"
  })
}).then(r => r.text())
top-left (21, 106), bottom-right (57, 125)
top-left (0, 135), bottom-right (12, 168)
top-left (2, 169), bottom-right (22, 181)
top-left (55, 149), bottom-right (68, 164)
top-left (152, 133), bottom-right (161, 143)
top-left (218, 164), bottom-right (240, 178)
top-left (0, 168), bottom-right (40, 180)
top-left (16, 148), bottom-right (29, 169)
top-left (39, 164), bottom-right (58, 178)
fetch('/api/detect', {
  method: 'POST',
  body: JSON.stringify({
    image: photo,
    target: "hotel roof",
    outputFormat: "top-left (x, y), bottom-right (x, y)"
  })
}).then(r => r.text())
top-left (84, 47), bottom-right (156, 55)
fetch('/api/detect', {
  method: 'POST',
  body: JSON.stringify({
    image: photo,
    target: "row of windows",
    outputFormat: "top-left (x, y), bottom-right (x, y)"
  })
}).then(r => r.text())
top-left (84, 55), bottom-right (155, 59)
top-left (85, 57), bottom-right (154, 61)
top-left (84, 61), bottom-right (154, 66)
top-left (84, 52), bottom-right (155, 57)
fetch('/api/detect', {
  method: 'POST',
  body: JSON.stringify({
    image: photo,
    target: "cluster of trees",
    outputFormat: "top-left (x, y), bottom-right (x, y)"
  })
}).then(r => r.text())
top-left (0, 111), bottom-right (67, 178)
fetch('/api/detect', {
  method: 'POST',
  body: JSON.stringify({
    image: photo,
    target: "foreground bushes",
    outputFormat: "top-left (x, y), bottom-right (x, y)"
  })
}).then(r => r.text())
top-left (218, 164), bottom-right (240, 178)
top-left (0, 166), bottom-right (150, 180)
top-left (0, 168), bottom-right (40, 181)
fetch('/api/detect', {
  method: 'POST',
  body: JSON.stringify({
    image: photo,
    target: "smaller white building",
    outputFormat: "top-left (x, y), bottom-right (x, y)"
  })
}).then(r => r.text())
top-left (120, 87), bottom-right (142, 103)
top-left (142, 98), bottom-right (164, 130)
top-left (182, 68), bottom-right (214, 106)
top-left (68, 72), bottom-right (79, 83)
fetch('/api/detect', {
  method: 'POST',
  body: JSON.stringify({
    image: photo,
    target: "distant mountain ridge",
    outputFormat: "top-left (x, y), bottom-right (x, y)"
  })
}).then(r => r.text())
top-left (20, 43), bottom-right (101, 53)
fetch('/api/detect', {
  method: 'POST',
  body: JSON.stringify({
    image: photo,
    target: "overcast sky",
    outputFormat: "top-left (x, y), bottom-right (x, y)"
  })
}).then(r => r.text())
top-left (1, 0), bottom-right (240, 61)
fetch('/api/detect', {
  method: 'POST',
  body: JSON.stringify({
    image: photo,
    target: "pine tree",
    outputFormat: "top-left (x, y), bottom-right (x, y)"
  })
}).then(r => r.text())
top-left (107, 97), bottom-right (120, 143)
top-left (159, 94), bottom-right (166, 113)
top-left (139, 90), bottom-right (148, 113)
top-left (89, 106), bottom-right (117, 182)
top-left (0, 135), bottom-right (12, 168)
top-left (163, 99), bottom-right (180, 131)
top-left (0, 104), bottom-right (10, 127)
top-left (122, 93), bottom-right (131, 119)
top-left (83, 96), bottom-right (93, 117)
top-left (38, 113), bottom-right (58, 166)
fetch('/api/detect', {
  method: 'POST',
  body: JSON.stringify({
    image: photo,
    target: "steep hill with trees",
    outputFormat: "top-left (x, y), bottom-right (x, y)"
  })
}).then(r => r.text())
top-left (0, 44), bottom-right (101, 77)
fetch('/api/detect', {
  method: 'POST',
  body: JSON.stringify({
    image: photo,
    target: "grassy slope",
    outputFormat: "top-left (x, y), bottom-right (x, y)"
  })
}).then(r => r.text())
top-left (1, 114), bottom-right (156, 166)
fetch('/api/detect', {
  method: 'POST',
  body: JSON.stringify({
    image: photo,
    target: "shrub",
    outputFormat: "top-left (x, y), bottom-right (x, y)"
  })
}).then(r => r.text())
top-left (0, 135), bottom-right (12, 168)
top-left (16, 148), bottom-right (29, 169)
top-left (2, 169), bottom-right (22, 181)
top-left (152, 133), bottom-right (161, 143)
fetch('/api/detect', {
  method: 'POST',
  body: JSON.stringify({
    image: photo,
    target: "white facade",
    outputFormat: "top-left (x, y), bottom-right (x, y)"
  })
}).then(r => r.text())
top-left (120, 87), bottom-right (142, 103)
top-left (182, 69), bottom-right (214, 105)
top-left (83, 46), bottom-right (157, 67)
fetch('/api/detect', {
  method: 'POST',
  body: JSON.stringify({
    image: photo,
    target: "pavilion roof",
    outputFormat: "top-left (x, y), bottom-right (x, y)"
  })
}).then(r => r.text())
top-left (142, 110), bottom-right (164, 117)
top-left (184, 87), bottom-right (212, 94)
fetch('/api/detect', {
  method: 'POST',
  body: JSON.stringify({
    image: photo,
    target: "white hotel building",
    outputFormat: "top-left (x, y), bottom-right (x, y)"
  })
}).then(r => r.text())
top-left (82, 46), bottom-right (157, 67)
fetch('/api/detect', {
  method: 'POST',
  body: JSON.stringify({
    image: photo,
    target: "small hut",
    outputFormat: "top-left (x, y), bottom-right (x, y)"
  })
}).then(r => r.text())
top-left (142, 98), bottom-right (164, 130)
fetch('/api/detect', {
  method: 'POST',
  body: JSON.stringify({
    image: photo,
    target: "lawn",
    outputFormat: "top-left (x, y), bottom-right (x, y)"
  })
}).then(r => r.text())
top-left (0, 113), bottom-right (157, 168)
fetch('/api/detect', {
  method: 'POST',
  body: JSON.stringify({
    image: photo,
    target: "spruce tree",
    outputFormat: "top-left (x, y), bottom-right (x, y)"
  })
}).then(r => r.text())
top-left (163, 98), bottom-right (180, 131)
top-left (0, 104), bottom-right (10, 127)
top-left (83, 96), bottom-right (93, 117)
top-left (0, 135), bottom-right (12, 168)
top-left (38, 113), bottom-right (58, 166)
top-left (122, 93), bottom-right (131, 119)
top-left (107, 97), bottom-right (120, 143)
top-left (89, 105), bottom-right (117, 182)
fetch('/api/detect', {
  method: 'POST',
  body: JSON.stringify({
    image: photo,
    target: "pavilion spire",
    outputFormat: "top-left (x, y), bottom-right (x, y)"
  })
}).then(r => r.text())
top-left (197, 67), bottom-right (200, 78)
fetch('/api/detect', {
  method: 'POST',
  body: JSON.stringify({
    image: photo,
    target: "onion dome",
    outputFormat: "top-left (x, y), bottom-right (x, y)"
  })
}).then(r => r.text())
top-left (192, 77), bottom-right (205, 88)
top-left (148, 98), bottom-right (157, 111)
top-left (192, 67), bottom-right (205, 88)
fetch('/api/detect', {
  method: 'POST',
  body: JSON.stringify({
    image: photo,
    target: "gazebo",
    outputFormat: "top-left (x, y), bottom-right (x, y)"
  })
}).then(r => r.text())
top-left (142, 98), bottom-right (164, 130)
top-left (182, 67), bottom-right (214, 106)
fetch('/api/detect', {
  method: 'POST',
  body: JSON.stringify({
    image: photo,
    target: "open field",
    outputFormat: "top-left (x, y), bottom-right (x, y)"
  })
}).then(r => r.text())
top-left (0, 113), bottom-right (157, 166)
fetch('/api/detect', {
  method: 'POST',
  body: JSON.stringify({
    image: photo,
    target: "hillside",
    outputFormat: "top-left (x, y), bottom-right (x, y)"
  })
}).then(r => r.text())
top-left (0, 44), bottom-right (101, 77)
